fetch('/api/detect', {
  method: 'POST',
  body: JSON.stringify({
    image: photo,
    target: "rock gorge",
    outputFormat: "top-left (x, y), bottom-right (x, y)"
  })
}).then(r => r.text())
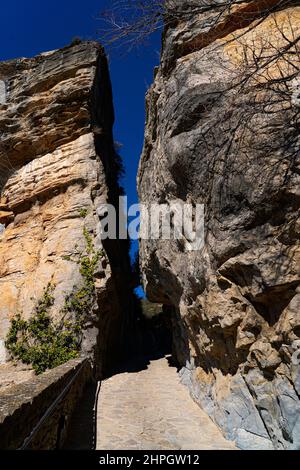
top-left (0, 41), bottom-right (134, 377)
top-left (138, 0), bottom-right (300, 450)
top-left (0, 0), bottom-right (300, 453)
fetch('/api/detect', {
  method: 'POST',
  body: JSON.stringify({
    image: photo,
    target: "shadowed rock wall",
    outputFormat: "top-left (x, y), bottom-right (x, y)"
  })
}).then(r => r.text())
top-left (138, 1), bottom-right (300, 450)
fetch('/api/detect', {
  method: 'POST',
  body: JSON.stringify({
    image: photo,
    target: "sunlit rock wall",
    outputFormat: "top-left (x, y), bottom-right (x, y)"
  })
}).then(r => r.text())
top-left (0, 42), bottom-right (133, 375)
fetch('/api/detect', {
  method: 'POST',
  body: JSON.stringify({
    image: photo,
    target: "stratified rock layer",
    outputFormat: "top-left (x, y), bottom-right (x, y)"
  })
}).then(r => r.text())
top-left (138, 1), bottom-right (300, 449)
top-left (0, 42), bottom-right (133, 376)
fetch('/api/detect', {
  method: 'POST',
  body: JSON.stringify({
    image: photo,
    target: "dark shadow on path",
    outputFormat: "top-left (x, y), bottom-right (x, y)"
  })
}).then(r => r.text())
top-left (62, 382), bottom-right (98, 450)
top-left (107, 308), bottom-right (174, 377)
top-left (62, 303), bottom-right (175, 449)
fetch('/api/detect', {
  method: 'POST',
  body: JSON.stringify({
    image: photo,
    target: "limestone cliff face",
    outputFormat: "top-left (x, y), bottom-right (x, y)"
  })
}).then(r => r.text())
top-left (138, 1), bottom-right (300, 449)
top-left (0, 42), bottom-right (133, 376)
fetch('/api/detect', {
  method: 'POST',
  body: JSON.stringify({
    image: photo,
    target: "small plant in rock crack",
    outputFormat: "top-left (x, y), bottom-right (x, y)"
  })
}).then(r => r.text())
top-left (79, 208), bottom-right (88, 218)
top-left (63, 227), bottom-right (104, 319)
top-left (6, 227), bottom-right (105, 374)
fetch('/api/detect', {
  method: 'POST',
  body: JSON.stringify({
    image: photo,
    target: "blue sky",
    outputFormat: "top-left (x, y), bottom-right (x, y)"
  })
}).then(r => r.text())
top-left (0, 1), bottom-right (161, 276)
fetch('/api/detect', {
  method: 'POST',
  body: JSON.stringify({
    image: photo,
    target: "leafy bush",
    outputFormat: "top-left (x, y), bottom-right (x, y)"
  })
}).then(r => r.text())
top-left (6, 227), bottom-right (104, 374)
top-left (5, 284), bottom-right (79, 374)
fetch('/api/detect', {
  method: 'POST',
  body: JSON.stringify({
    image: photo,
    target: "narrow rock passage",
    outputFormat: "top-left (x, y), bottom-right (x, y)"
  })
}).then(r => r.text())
top-left (96, 357), bottom-right (236, 450)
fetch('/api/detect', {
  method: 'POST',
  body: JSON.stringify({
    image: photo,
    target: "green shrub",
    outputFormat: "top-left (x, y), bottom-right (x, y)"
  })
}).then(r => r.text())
top-left (5, 284), bottom-right (79, 374)
top-left (79, 208), bottom-right (88, 218)
top-left (6, 227), bottom-right (104, 374)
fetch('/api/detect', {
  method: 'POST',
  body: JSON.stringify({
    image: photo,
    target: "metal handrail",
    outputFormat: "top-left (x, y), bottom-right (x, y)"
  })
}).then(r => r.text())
top-left (18, 359), bottom-right (88, 450)
top-left (92, 380), bottom-right (101, 450)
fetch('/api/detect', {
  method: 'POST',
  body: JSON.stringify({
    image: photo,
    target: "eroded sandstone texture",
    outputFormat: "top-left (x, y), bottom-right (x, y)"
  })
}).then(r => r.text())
top-left (0, 42), bottom-right (133, 376)
top-left (138, 1), bottom-right (300, 449)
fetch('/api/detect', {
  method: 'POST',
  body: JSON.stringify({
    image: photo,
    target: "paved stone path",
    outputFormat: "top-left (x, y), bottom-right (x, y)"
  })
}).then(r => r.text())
top-left (96, 357), bottom-right (236, 450)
